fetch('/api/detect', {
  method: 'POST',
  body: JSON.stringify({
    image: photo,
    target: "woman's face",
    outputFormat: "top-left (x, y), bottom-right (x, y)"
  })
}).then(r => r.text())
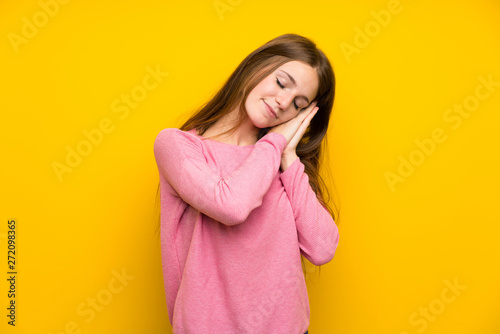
top-left (245, 60), bottom-right (319, 128)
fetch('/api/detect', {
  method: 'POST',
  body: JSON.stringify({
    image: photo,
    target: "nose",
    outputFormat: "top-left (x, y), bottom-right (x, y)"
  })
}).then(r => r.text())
top-left (275, 91), bottom-right (294, 111)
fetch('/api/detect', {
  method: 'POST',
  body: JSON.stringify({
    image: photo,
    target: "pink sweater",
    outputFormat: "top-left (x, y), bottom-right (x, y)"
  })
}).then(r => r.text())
top-left (153, 127), bottom-right (339, 334)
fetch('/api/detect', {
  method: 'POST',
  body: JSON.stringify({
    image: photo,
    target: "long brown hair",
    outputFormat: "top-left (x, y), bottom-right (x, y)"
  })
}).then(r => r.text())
top-left (154, 33), bottom-right (340, 279)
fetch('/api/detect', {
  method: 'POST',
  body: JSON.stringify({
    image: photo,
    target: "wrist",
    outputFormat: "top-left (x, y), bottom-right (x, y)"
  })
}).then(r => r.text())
top-left (280, 153), bottom-right (299, 172)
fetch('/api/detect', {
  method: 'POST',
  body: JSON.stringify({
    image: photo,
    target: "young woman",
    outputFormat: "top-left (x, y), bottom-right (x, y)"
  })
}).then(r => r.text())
top-left (154, 33), bottom-right (340, 334)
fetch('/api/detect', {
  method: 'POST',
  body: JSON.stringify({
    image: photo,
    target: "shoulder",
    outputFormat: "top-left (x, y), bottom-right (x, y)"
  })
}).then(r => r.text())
top-left (154, 128), bottom-right (203, 150)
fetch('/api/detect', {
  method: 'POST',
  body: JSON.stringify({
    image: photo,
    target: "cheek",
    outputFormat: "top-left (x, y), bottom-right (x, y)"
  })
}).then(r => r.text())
top-left (278, 111), bottom-right (301, 124)
top-left (259, 79), bottom-right (277, 94)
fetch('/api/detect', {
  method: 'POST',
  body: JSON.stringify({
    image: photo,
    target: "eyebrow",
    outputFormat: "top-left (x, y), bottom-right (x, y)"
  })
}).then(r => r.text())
top-left (279, 70), bottom-right (311, 104)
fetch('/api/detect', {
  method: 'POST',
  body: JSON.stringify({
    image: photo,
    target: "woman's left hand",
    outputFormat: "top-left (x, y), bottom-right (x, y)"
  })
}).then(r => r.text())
top-left (280, 105), bottom-right (319, 171)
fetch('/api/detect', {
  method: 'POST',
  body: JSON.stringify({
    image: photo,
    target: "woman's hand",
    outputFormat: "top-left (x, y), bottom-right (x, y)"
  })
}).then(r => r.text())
top-left (268, 101), bottom-right (319, 154)
top-left (267, 102), bottom-right (319, 172)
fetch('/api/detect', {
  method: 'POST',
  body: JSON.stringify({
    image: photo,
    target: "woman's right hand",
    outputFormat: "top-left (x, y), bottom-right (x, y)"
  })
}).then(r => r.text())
top-left (267, 101), bottom-right (318, 145)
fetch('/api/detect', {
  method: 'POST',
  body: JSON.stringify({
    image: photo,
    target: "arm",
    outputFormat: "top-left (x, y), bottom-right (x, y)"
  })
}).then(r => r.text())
top-left (279, 157), bottom-right (340, 265)
top-left (154, 128), bottom-right (288, 226)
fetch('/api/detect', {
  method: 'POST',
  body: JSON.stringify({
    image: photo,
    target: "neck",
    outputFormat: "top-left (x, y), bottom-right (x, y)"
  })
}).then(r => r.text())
top-left (202, 111), bottom-right (260, 146)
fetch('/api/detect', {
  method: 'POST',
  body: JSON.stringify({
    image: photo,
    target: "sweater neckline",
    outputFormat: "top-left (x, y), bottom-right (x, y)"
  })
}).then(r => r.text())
top-left (188, 128), bottom-right (255, 148)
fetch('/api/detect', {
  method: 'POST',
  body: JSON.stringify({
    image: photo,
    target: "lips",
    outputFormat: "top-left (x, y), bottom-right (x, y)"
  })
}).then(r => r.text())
top-left (263, 100), bottom-right (277, 118)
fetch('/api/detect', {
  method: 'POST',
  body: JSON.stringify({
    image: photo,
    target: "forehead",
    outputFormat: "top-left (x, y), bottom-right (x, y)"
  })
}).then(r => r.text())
top-left (276, 61), bottom-right (319, 101)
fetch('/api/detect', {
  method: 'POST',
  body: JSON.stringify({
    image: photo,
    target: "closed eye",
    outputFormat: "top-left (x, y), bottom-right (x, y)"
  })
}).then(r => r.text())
top-left (276, 78), bottom-right (300, 110)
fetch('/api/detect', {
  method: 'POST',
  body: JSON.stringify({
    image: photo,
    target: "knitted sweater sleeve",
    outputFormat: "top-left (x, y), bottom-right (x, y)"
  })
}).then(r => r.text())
top-left (154, 128), bottom-right (288, 226)
top-left (279, 157), bottom-right (340, 266)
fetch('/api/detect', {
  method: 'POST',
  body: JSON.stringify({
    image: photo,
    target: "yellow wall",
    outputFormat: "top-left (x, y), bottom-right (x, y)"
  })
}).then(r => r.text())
top-left (1, 0), bottom-right (499, 333)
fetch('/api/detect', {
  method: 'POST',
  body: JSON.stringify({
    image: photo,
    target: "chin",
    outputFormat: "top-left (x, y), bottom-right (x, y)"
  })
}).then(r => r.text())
top-left (252, 122), bottom-right (268, 129)
top-left (248, 113), bottom-right (271, 129)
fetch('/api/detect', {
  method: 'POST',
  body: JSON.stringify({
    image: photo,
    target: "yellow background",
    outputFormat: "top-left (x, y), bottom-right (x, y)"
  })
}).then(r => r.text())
top-left (1, 0), bottom-right (500, 333)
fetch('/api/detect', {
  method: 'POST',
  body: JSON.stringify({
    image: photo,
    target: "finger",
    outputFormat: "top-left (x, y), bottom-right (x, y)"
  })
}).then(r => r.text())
top-left (294, 103), bottom-right (317, 125)
top-left (300, 101), bottom-right (317, 114)
top-left (301, 107), bottom-right (319, 130)
top-left (301, 101), bottom-right (318, 118)
top-left (293, 107), bottom-right (318, 141)
top-left (301, 106), bottom-right (318, 124)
